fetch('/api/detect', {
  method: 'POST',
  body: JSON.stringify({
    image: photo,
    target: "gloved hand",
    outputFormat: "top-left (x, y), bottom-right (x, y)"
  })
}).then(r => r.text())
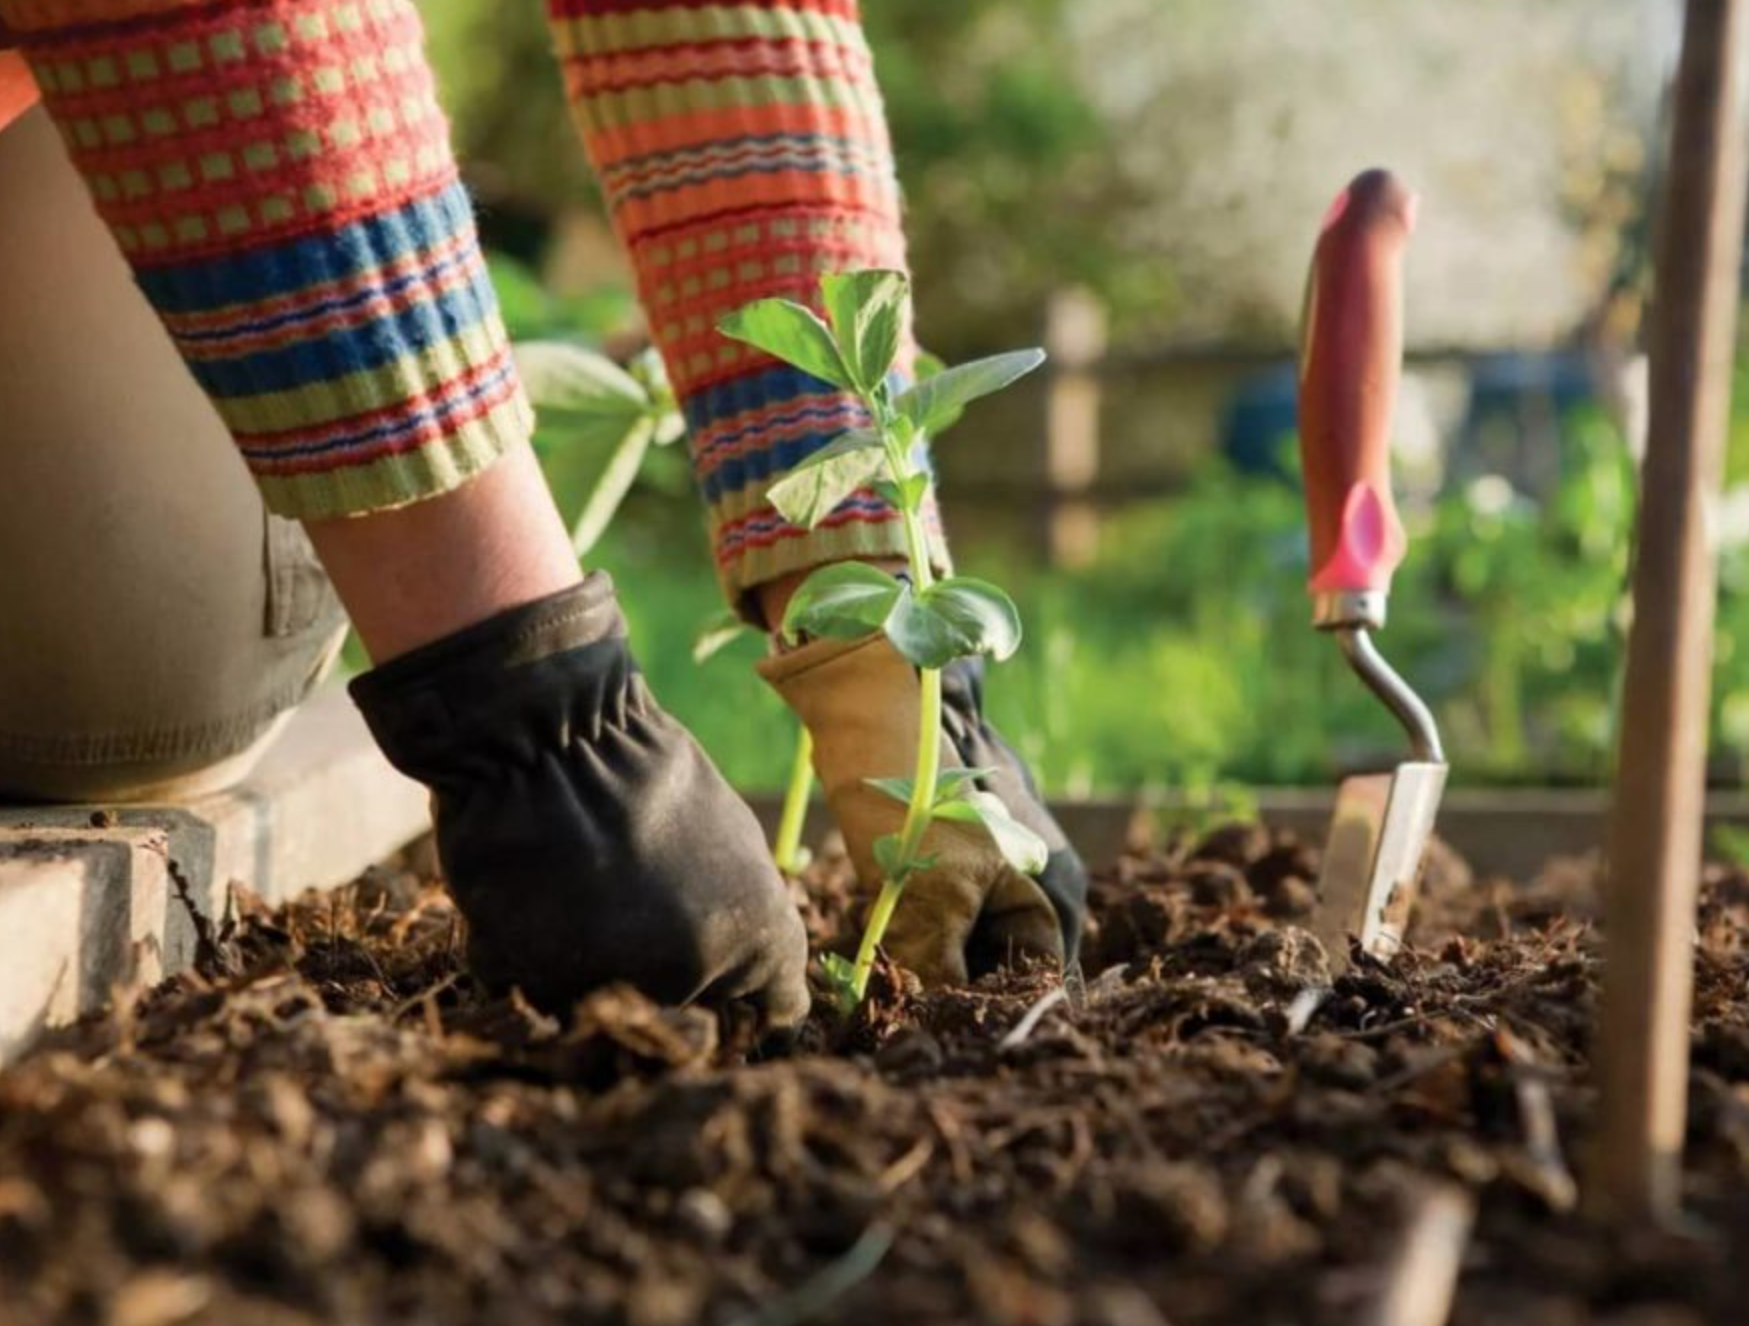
top-left (939, 655), bottom-right (1088, 965)
top-left (759, 632), bottom-right (1082, 984)
top-left (351, 573), bottom-right (810, 1030)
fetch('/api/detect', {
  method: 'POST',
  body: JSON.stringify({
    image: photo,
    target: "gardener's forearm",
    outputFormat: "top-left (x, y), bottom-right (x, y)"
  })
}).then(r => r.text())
top-left (549, 0), bottom-right (948, 616)
top-left (0, 0), bottom-right (532, 523)
top-left (304, 443), bottom-right (581, 663)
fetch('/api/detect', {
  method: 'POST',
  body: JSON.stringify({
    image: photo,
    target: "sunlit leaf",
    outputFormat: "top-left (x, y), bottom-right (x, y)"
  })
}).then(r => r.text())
top-left (782, 561), bottom-right (905, 643)
top-left (920, 577), bottom-right (1024, 662)
top-left (718, 299), bottom-right (854, 389)
top-left (515, 340), bottom-right (649, 419)
top-left (883, 591), bottom-right (967, 670)
top-left (821, 269), bottom-right (908, 395)
top-left (766, 429), bottom-right (886, 529)
top-left (895, 349), bottom-right (1046, 436)
top-left (932, 792), bottom-right (1048, 874)
top-left (865, 776), bottom-right (916, 805)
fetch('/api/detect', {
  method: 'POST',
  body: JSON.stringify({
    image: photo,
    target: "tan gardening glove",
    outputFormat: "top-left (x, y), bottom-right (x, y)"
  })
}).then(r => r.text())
top-left (759, 633), bottom-right (1065, 985)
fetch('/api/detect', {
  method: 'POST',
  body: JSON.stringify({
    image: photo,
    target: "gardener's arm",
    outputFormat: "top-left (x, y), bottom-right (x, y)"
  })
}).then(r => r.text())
top-left (547, 0), bottom-right (1088, 979)
top-left (0, 0), bottom-right (807, 1025)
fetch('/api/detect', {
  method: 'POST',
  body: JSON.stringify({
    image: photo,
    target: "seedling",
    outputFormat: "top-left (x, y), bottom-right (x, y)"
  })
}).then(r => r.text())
top-left (512, 341), bottom-right (686, 557)
top-left (720, 269), bottom-right (1050, 1010)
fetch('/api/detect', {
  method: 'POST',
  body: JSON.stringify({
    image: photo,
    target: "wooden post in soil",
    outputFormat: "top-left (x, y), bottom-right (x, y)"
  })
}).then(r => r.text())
top-left (1042, 286), bottom-right (1108, 568)
top-left (1594, 0), bottom-right (1748, 1223)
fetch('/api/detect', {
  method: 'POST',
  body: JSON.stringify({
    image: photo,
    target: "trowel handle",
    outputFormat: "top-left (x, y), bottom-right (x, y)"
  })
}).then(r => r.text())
top-left (1297, 169), bottom-right (1416, 610)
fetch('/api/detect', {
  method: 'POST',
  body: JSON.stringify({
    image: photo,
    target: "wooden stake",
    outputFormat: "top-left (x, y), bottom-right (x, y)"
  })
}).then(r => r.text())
top-left (1363, 1184), bottom-right (1474, 1326)
top-left (1042, 286), bottom-right (1107, 568)
top-left (1595, 0), bottom-right (1748, 1224)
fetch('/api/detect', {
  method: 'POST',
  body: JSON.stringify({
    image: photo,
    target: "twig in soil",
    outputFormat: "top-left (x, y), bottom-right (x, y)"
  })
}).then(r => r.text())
top-left (998, 986), bottom-right (1068, 1051)
top-left (728, 1223), bottom-right (895, 1326)
top-left (876, 1137), bottom-right (934, 1194)
top-left (925, 1099), bottom-right (974, 1184)
top-left (1363, 1183), bottom-right (1474, 1326)
top-left (1285, 986), bottom-right (1330, 1035)
top-left (1497, 1031), bottom-right (1578, 1212)
top-left (388, 971), bottom-right (461, 1026)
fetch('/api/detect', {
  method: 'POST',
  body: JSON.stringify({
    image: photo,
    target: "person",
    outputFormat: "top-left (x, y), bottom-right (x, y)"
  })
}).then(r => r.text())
top-left (0, 0), bottom-right (1087, 1032)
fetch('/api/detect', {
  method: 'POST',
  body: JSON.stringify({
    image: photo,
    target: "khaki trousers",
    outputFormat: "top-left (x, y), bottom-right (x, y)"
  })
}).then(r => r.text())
top-left (0, 108), bottom-right (347, 802)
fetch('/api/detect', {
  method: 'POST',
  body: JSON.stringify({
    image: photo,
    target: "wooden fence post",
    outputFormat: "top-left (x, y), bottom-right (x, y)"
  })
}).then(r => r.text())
top-left (1593, 0), bottom-right (1748, 1224)
top-left (1042, 287), bottom-right (1108, 567)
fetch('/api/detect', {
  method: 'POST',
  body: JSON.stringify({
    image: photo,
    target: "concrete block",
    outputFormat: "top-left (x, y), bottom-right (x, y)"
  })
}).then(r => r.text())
top-left (0, 686), bottom-right (428, 1063)
top-left (0, 828), bottom-right (169, 1062)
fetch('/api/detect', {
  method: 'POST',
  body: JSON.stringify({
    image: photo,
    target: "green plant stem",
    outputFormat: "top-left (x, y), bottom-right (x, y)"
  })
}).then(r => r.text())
top-left (850, 421), bottom-right (945, 1000)
top-left (773, 726), bottom-right (814, 874)
top-left (570, 416), bottom-right (654, 558)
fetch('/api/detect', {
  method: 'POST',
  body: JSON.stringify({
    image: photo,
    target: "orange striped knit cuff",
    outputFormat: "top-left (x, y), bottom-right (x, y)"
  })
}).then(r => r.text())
top-left (1, 0), bottom-right (531, 520)
top-left (549, 0), bottom-right (949, 610)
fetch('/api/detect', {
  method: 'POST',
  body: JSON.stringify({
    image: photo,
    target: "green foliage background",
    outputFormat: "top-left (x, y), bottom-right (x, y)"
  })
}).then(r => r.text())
top-left (411, 2), bottom-right (1749, 797)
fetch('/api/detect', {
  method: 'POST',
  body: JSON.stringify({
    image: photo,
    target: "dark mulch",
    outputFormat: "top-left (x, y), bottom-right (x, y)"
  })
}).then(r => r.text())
top-left (1, 824), bottom-right (1746, 1326)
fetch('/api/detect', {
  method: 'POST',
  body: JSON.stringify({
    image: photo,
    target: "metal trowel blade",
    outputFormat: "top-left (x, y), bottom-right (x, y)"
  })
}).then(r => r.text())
top-left (1311, 761), bottom-right (1448, 970)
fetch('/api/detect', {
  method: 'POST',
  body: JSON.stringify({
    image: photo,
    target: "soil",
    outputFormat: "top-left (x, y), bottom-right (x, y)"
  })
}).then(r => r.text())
top-left (2, 826), bottom-right (1747, 1326)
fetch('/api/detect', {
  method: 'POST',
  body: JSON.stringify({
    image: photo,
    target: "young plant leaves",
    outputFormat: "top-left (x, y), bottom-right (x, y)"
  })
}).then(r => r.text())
top-left (691, 609), bottom-right (748, 665)
top-left (821, 269), bottom-right (908, 395)
top-left (782, 561), bottom-right (905, 643)
top-left (921, 577), bottom-right (1023, 662)
top-left (884, 589), bottom-right (970, 670)
top-left (872, 833), bottom-right (909, 882)
top-left (931, 767), bottom-right (997, 803)
top-left (895, 349), bottom-right (1047, 437)
top-left (865, 776), bottom-right (916, 805)
top-left (819, 951), bottom-right (861, 1016)
top-left (933, 792), bottom-right (1049, 875)
top-left (872, 472), bottom-right (931, 514)
top-left (718, 299), bottom-right (854, 390)
top-left (766, 428), bottom-right (885, 529)
top-left (883, 577), bottom-right (1024, 669)
top-left (514, 340), bottom-right (650, 451)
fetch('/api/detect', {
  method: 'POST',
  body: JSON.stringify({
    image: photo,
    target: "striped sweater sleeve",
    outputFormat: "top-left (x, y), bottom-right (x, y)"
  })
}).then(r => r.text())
top-left (0, 0), bottom-right (532, 521)
top-left (548, 0), bottom-right (949, 608)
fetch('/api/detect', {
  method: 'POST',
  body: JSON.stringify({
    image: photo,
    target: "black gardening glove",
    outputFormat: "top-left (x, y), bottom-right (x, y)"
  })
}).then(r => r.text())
top-left (939, 657), bottom-right (1088, 966)
top-left (350, 573), bottom-right (810, 1030)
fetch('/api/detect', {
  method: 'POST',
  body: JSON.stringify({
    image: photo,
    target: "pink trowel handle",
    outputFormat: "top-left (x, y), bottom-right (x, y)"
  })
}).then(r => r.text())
top-left (1297, 169), bottom-right (1417, 620)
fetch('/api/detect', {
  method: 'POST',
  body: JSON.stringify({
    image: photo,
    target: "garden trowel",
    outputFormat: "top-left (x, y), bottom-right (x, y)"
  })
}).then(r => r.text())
top-left (1297, 169), bottom-right (1447, 970)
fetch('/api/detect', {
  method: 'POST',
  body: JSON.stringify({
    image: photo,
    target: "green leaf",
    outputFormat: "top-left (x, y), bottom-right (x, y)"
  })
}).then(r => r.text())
top-left (920, 577), bottom-right (1024, 662)
top-left (782, 562), bottom-right (905, 643)
top-left (882, 578), bottom-right (1023, 669)
top-left (872, 472), bottom-right (931, 514)
top-left (627, 348), bottom-right (688, 447)
top-left (516, 340), bottom-right (654, 455)
top-left (691, 609), bottom-right (749, 665)
top-left (515, 340), bottom-right (649, 417)
top-left (821, 269), bottom-right (908, 395)
top-left (895, 349), bottom-right (1046, 436)
top-left (864, 776), bottom-right (915, 805)
top-left (933, 792), bottom-right (1049, 875)
top-left (883, 589), bottom-right (968, 670)
top-left (718, 299), bottom-right (854, 389)
top-left (914, 348), bottom-right (949, 382)
top-left (765, 429), bottom-right (886, 529)
top-left (872, 832), bottom-right (908, 882)
top-left (932, 767), bottom-right (997, 803)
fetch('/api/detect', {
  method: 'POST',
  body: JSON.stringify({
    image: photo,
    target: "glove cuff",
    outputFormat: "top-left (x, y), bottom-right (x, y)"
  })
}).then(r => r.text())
top-left (350, 571), bottom-right (634, 778)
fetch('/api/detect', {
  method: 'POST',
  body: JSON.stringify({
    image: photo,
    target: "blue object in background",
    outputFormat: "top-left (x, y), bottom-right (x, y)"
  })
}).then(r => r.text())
top-left (1220, 361), bottom-right (1301, 480)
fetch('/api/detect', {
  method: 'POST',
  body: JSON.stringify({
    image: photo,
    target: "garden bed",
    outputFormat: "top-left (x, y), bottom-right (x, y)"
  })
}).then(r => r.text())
top-left (1, 829), bottom-right (1745, 1326)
